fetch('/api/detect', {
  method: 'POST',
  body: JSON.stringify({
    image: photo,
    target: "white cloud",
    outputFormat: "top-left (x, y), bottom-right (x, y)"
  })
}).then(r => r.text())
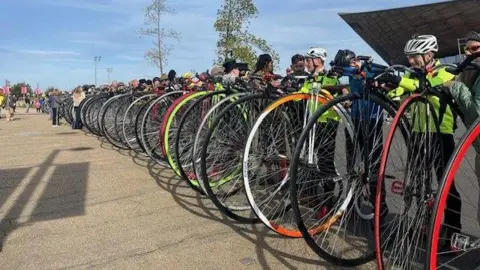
top-left (42, 0), bottom-right (131, 13)
top-left (117, 55), bottom-right (144, 61)
top-left (17, 50), bottom-right (79, 56)
top-left (68, 39), bottom-right (119, 47)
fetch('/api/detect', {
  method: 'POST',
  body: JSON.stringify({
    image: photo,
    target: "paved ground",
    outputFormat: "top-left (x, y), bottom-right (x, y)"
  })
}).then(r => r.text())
top-left (0, 113), bottom-right (374, 270)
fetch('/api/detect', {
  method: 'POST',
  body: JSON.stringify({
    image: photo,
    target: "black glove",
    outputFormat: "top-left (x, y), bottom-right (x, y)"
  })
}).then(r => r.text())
top-left (377, 73), bottom-right (401, 87)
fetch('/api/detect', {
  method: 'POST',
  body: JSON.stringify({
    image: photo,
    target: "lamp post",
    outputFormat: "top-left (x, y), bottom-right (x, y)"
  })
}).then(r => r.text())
top-left (107, 68), bottom-right (113, 84)
top-left (94, 56), bottom-right (102, 86)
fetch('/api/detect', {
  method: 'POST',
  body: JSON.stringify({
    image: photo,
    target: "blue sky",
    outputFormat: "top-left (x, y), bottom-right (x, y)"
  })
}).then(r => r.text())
top-left (0, 0), bottom-right (439, 89)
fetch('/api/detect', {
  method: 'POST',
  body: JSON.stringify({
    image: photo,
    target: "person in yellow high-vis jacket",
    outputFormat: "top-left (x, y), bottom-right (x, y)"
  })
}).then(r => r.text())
top-left (298, 47), bottom-right (344, 217)
top-left (377, 34), bottom-right (462, 253)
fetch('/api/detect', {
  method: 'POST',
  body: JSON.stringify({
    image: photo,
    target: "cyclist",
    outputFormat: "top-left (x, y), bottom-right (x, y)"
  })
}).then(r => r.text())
top-left (332, 49), bottom-right (388, 223)
top-left (222, 59), bottom-right (240, 85)
top-left (379, 34), bottom-right (462, 252)
top-left (444, 31), bottom-right (480, 128)
top-left (305, 47), bottom-right (327, 75)
top-left (443, 31), bottom-right (480, 243)
top-left (298, 47), bottom-right (343, 217)
top-left (251, 54), bottom-right (278, 91)
top-left (280, 54), bottom-right (310, 89)
top-left (290, 54), bottom-right (309, 76)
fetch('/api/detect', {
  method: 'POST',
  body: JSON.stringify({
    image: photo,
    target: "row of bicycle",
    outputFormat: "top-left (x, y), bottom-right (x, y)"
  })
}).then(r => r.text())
top-left (56, 53), bottom-right (480, 269)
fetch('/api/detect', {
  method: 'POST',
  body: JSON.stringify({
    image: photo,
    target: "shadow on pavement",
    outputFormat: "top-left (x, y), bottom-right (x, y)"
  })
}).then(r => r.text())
top-left (0, 148), bottom-right (91, 253)
top-left (84, 130), bottom-right (343, 269)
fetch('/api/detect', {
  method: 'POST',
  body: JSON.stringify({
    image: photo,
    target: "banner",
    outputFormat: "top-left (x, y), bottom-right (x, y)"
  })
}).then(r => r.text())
top-left (21, 86), bottom-right (27, 94)
top-left (35, 88), bottom-right (41, 95)
top-left (4, 86), bottom-right (9, 94)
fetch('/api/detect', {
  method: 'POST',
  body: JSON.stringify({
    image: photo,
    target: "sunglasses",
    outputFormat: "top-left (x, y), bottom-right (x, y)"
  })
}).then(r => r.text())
top-left (464, 45), bottom-right (480, 53)
top-left (406, 54), bottom-right (423, 58)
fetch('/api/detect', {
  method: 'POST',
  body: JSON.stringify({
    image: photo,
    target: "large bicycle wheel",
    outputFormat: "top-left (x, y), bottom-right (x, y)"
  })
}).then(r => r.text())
top-left (86, 94), bottom-right (110, 136)
top-left (243, 93), bottom-right (352, 237)
top-left (199, 93), bottom-right (280, 223)
top-left (101, 94), bottom-right (131, 149)
top-left (134, 97), bottom-right (159, 154)
top-left (141, 91), bottom-right (183, 165)
top-left (375, 94), bottom-right (445, 270)
top-left (80, 95), bottom-right (95, 129)
top-left (173, 90), bottom-right (231, 191)
top-left (290, 92), bottom-right (397, 266)
top-left (123, 94), bottom-right (155, 151)
top-left (192, 92), bottom-right (249, 194)
top-left (97, 94), bottom-right (117, 135)
top-left (64, 98), bottom-right (74, 125)
top-left (427, 119), bottom-right (478, 269)
top-left (81, 96), bottom-right (100, 133)
top-left (163, 91), bottom-right (210, 177)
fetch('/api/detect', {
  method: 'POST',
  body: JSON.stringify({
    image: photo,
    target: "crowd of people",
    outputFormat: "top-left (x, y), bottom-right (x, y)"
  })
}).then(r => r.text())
top-left (0, 90), bottom-right (47, 121)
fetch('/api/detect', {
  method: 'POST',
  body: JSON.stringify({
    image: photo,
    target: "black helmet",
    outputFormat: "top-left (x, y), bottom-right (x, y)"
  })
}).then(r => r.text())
top-left (332, 49), bottom-right (356, 67)
top-left (466, 31), bottom-right (480, 42)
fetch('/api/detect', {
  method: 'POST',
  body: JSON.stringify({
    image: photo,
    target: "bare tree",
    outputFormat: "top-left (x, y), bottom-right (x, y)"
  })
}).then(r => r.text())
top-left (139, 0), bottom-right (181, 75)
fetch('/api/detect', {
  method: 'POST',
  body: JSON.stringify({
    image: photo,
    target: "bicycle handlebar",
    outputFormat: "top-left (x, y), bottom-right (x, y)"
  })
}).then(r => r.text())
top-left (445, 52), bottom-right (480, 75)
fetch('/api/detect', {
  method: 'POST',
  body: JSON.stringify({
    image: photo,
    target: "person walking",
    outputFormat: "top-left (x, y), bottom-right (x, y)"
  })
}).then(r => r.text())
top-left (3, 93), bottom-right (14, 121)
top-left (10, 94), bottom-right (17, 113)
top-left (25, 95), bottom-right (31, 113)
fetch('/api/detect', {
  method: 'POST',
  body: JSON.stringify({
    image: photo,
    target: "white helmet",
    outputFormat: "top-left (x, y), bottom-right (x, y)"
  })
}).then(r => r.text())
top-left (404, 35), bottom-right (438, 55)
top-left (306, 47), bottom-right (327, 61)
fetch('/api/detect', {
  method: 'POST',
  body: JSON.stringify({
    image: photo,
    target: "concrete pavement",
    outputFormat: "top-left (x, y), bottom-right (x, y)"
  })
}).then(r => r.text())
top-left (0, 113), bottom-right (373, 270)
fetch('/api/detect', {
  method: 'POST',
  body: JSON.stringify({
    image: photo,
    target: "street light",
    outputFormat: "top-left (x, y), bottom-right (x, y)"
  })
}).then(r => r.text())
top-left (94, 56), bottom-right (102, 86)
top-left (107, 68), bottom-right (113, 84)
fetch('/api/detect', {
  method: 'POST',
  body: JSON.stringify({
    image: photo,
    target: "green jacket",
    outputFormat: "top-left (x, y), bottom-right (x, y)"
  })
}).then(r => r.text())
top-left (446, 75), bottom-right (480, 128)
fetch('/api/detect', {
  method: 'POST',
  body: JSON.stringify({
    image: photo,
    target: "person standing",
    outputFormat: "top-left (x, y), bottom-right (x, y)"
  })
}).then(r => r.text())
top-left (72, 87), bottom-right (85, 129)
top-left (51, 90), bottom-right (62, 127)
top-left (25, 95), bottom-right (31, 113)
top-left (34, 98), bottom-right (41, 113)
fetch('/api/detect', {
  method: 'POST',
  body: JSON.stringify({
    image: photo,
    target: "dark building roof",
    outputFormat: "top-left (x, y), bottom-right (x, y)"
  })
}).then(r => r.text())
top-left (339, 0), bottom-right (480, 65)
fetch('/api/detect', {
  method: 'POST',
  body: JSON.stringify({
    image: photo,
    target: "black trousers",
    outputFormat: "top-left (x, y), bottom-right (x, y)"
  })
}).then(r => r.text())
top-left (52, 108), bottom-right (59, 125)
top-left (73, 106), bottom-right (82, 129)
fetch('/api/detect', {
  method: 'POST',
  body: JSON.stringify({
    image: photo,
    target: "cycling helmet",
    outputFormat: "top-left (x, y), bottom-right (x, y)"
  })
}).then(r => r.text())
top-left (332, 49), bottom-right (356, 67)
top-left (404, 34), bottom-right (438, 55)
top-left (182, 72), bottom-right (193, 79)
top-left (305, 47), bottom-right (327, 61)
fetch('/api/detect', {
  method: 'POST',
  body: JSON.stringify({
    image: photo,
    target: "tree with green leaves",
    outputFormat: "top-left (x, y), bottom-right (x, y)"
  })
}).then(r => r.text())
top-left (214, 0), bottom-right (279, 70)
top-left (10, 82), bottom-right (33, 97)
top-left (139, 0), bottom-right (181, 75)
